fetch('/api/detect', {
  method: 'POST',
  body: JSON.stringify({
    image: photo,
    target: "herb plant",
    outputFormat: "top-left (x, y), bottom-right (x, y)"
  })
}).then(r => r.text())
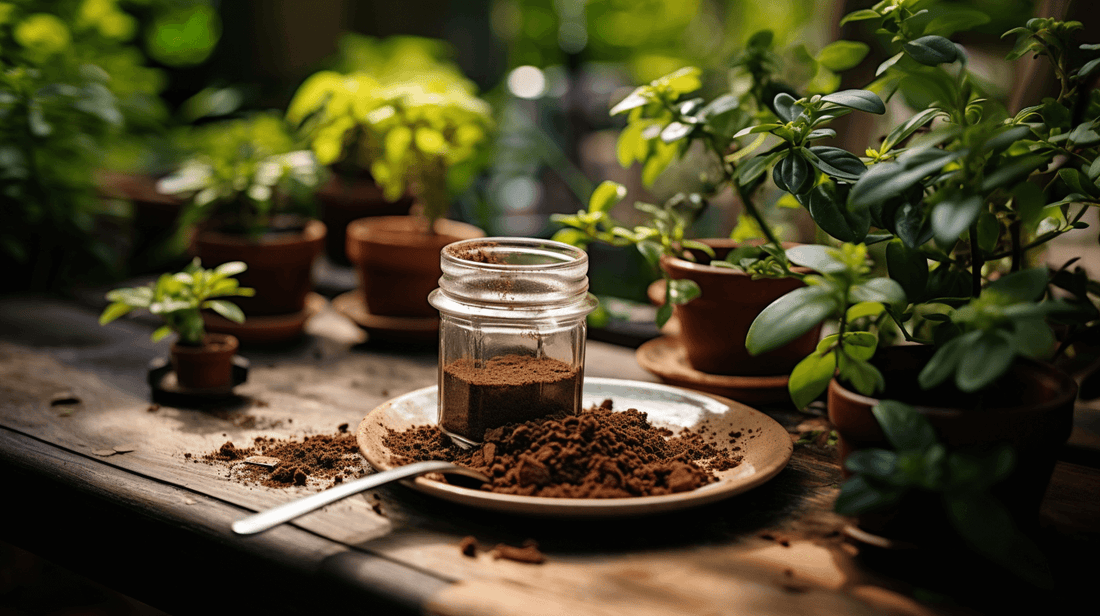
top-left (746, 8), bottom-right (1100, 407)
top-left (553, 31), bottom-right (886, 326)
top-left (156, 113), bottom-right (323, 237)
top-left (99, 259), bottom-right (255, 346)
top-left (836, 400), bottom-right (1049, 586)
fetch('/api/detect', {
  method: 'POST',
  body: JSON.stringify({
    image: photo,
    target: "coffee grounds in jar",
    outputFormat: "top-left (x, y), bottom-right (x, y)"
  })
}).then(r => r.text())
top-left (384, 399), bottom-right (743, 498)
top-left (441, 354), bottom-right (581, 441)
top-left (197, 430), bottom-right (365, 489)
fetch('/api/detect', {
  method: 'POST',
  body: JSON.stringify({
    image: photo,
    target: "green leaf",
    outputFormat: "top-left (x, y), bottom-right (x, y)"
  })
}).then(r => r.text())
top-left (976, 211), bottom-right (1000, 254)
top-left (773, 93), bottom-right (799, 122)
top-left (105, 287), bottom-right (154, 307)
top-left (1058, 168), bottom-right (1100, 198)
top-left (214, 261), bottom-right (247, 278)
top-left (550, 228), bottom-right (590, 247)
top-left (886, 240), bottom-right (928, 302)
top-left (151, 325), bottom-right (173, 343)
top-left (918, 331), bottom-right (971, 389)
top-left (610, 88), bottom-right (650, 115)
top-left (988, 267), bottom-right (1048, 302)
top-left (667, 278), bottom-right (701, 305)
top-left (850, 151), bottom-right (962, 210)
top-left (789, 351), bottom-right (837, 409)
top-left (737, 151), bottom-right (783, 186)
top-left (816, 41), bottom-right (871, 71)
top-left (956, 331), bottom-right (1015, 392)
top-left (98, 302), bottom-right (133, 325)
top-left (636, 240), bottom-right (663, 270)
top-left (838, 354), bottom-right (885, 395)
top-left (872, 400), bottom-right (937, 452)
top-left (1010, 317), bottom-right (1055, 359)
top-left (980, 155), bottom-right (1048, 192)
top-left (881, 108), bottom-right (942, 152)
top-left (820, 90), bottom-right (885, 115)
top-left (589, 180), bottom-right (627, 214)
top-left (931, 194), bottom-right (982, 245)
top-left (746, 285), bottom-right (839, 355)
top-left (805, 183), bottom-right (870, 243)
top-left (656, 302), bottom-right (673, 329)
top-left (925, 9), bottom-right (990, 37)
top-left (904, 35), bottom-right (959, 65)
top-left (775, 151), bottom-right (815, 194)
top-left (840, 9), bottom-right (881, 26)
top-left (851, 278), bottom-right (906, 305)
top-left (841, 331), bottom-right (878, 361)
top-left (660, 121), bottom-right (693, 143)
top-left (806, 146), bottom-right (866, 181)
top-left (847, 301), bottom-right (885, 321)
top-left (733, 123), bottom-right (782, 139)
top-left (845, 448), bottom-right (898, 478)
top-left (205, 300), bottom-right (246, 324)
top-left (835, 475), bottom-right (905, 515)
top-left (785, 245), bottom-right (846, 274)
top-left (1081, 57), bottom-right (1100, 79)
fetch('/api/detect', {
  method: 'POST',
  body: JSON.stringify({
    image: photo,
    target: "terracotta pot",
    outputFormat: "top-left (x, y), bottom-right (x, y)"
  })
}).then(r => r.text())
top-left (316, 175), bottom-right (413, 264)
top-left (346, 216), bottom-right (484, 318)
top-left (192, 220), bottom-right (326, 317)
top-left (171, 333), bottom-right (239, 390)
top-left (828, 345), bottom-right (1077, 534)
top-left (661, 240), bottom-right (820, 376)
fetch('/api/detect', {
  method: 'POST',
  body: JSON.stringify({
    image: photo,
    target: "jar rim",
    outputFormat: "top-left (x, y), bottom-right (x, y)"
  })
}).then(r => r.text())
top-left (441, 237), bottom-right (588, 270)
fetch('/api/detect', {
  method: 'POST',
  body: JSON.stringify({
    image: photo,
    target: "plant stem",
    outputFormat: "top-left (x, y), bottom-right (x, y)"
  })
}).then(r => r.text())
top-left (970, 220), bottom-right (983, 297)
top-left (703, 136), bottom-right (783, 250)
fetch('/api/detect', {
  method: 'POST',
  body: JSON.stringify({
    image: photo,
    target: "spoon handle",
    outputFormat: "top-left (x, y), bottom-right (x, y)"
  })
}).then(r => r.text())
top-left (232, 460), bottom-right (480, 535)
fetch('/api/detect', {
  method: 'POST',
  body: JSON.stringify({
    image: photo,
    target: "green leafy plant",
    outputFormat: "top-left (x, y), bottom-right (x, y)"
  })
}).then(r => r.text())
top-left (99, 258), bottom-right (255, 346)
top-left (553, 31), bottom-right (884, 326)
top-left (836, 400), bottom-right (1050, 586)
top-left (156, 113), bottom-right (323, 237)
top-left (286, 35), bottom-right (493, 232)
top-left (746, 7), bottom-right (1100, 407)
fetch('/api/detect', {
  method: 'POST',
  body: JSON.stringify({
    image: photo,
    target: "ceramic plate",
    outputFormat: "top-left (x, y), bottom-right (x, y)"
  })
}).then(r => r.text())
top-left (357, 377), bottom-right (793, 517)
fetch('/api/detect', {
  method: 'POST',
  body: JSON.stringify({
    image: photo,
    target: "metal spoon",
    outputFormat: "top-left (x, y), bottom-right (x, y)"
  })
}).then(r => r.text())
top-left (231, 460), bottom-right (489, 535)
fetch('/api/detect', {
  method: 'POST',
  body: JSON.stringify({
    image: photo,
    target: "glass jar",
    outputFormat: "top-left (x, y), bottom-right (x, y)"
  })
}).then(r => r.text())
top-left (428, 237), bottom-right (598, 446)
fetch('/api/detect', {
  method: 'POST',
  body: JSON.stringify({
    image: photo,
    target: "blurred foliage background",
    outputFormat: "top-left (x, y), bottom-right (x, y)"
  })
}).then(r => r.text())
top-left (4, 0), bottom-right (1092, 305)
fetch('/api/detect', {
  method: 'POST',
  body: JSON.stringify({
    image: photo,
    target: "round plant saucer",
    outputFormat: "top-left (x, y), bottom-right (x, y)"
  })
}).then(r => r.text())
top-left (635, 335), bottom-right (791, 406)
top-left (202, 293), bottom-right (325, 344)
top-left (147, 355), bottom-right (249, 405)
top-left (332, 290), bottom-right (439, 344)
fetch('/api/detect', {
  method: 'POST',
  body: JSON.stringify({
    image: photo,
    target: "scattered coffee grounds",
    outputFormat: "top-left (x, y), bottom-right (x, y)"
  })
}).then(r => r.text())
top-left (196, 428), bottom-right (365, 489)
top-left (384, 399), bottom-right (743, 498)
top-left (441, 354), bottom-right (581, 441)
top-left (448, 240), bottom-right (505, 264)
top-left (491, 540), bottom-right (545, 564)
top-left (459, 536), bottom-right (479, 557)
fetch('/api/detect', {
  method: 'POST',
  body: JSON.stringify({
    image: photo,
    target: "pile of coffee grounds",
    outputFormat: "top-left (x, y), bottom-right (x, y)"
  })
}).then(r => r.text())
top-left (195, 428), bottom-right (365, 489)
top-left (385, 399), bottom-right (743, 498)
top-left (441, 354), bottom-right (580, 441)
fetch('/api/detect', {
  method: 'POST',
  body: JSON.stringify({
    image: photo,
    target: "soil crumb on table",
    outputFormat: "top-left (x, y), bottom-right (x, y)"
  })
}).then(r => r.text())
top-left (491, 540), bottom-right (545, 564)
top-left (196, 427), bottom-right (365, 489)
top-left (384, 399), bottom-right (743, 498)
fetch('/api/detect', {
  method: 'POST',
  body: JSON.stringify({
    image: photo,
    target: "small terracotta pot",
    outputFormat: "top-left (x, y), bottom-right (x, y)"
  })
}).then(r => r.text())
top-left (192, 220), bottom-right (326, 317)
top-left (316, 174), bottom-right (413, 264)
top-left (346, 216), bottom-right (484, 318)
top-left (828, 345), bottom-right (1077, 534)
top-left (171, 333), bottom-right (239, 390)
top-left (661, 240), bottom-right (820, 376)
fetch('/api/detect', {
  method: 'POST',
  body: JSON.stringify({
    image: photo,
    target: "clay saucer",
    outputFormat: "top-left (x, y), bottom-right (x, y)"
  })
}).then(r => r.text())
top-left (147, 355), bottom-right (249, 405)
top-left (332, 290), bottom-right (439, 344)
top-left (203, 293), bottom-right (325, 344)
top-left (636, 335), bottom-right (791, 406)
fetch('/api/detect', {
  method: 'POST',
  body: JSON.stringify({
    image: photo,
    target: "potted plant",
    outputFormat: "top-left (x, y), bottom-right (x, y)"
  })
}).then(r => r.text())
top-left (99, 258), bottom-right (254, 390)
top-left (553, 32), bottom-right (885, 382)
top-left (156, 113), bottom-right (326, 342)
top-left (286, 35), bottom-right (474, 264)
top-left (745, 7), bottom-right (1097, 551)
top-left (298, 68), bottom-right (493, 322)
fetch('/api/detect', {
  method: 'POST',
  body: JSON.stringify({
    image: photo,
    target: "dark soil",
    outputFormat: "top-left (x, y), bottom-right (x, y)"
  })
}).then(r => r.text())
top-left (197, 428), bottom-right (366, 489)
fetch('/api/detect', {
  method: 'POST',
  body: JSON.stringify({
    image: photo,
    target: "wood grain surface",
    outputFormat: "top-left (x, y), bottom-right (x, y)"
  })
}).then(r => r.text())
top-left (1, 296), bottom-right (1096, 615)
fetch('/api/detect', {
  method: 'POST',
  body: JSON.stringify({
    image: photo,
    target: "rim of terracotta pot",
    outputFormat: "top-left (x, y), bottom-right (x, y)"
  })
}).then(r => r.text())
top-left (170, 332), bottom-right (239, 355)
top-left (828, 346), bottom-right (1078, 418)
top-left (195, 218), bottom-right (326, 247)
top-left (346, 215), bottom-right (484, 254)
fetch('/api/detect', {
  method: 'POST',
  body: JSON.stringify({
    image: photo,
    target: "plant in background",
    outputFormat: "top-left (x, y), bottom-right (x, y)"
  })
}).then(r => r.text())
top-left (836, 400), bottom-right (1050, 586)
top-left (286, 35), bottom-right (494, 232)
top-left (746, 8), bottom-right (1100, 407)
top-left (156, 113), bottom-right (323, 237)
top-left (99, 258), bottom-right (254, 346)
top-left (553, 30), bottom-right (885, 325)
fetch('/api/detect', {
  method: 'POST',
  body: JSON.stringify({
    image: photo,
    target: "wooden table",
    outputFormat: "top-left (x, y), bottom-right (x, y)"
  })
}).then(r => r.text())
top-left (1, 295), bottom-right (1097, 615)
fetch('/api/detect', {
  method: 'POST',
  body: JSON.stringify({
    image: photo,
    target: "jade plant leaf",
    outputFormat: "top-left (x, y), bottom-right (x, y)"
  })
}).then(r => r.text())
top-left (746, 285), bottom-right (839, 355)
top-left (872, 400), bottom-right (937, 452)
top-left (903, 35), bottom-right (959, 65)
top-left (788, 350), bottom-right (837, 409)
